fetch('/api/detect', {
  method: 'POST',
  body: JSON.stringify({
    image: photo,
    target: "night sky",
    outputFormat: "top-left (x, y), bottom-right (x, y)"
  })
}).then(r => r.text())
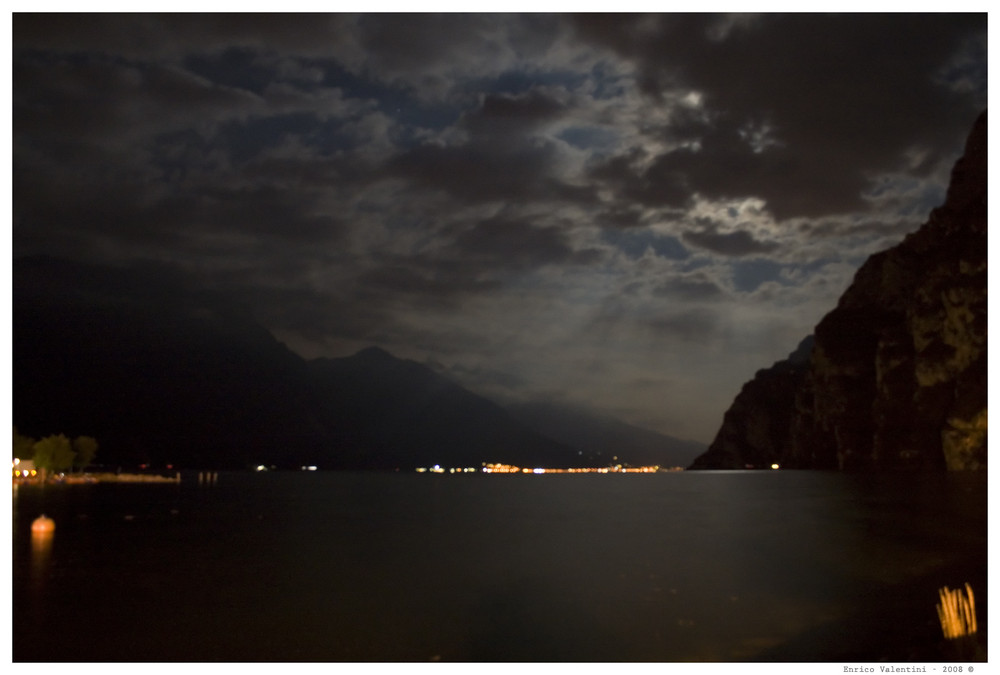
top-left (11, 13), bottom-right (987, 443)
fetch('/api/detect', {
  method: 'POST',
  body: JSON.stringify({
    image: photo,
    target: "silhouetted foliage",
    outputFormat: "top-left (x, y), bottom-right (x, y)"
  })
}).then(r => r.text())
top-left (13, 427), bottom-right (36, 459)
top-left (32, 434), bottom-right (75, 474)
top-left (72, 435), bottom-right (99, 471)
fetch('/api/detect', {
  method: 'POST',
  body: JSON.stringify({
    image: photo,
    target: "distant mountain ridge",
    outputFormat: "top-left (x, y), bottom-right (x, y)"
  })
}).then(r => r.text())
top-left (303, 347), bottom-right (581, 470)
top-left (13, 258), bottom-right (689, 470)
top-left (507, 400), bottom-right (704, 469)
top-left (13, 256), bottom-right (330, 468)
top-left (690, 111), bottom-right (987, 471)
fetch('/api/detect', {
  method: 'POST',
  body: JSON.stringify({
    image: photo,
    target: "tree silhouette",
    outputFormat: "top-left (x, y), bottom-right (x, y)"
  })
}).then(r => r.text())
top-left (72, 436), bottom-right (99, 472)
top-left (32, 434), bottom-right (75, 478)
top-left (13, 427), bottom-right (36, 459)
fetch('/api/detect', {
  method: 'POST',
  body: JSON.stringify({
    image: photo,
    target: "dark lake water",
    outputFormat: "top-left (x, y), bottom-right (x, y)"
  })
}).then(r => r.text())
top-left (12, 470), bottom-right (987, 662)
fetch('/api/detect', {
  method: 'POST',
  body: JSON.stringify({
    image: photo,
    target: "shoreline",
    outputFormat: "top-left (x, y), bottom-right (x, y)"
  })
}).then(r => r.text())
top-left (13, 471), bottom-right (182, 485)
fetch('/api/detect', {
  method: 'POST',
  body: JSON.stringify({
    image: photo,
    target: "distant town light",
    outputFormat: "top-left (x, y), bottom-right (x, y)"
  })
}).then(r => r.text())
top-left (418, 462), bottom-right (666, 475)
top-left (771, 463), bottom-right (780, 470)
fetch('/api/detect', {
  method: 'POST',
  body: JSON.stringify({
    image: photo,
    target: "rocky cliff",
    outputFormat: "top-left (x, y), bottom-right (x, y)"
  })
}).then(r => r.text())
top-left (690, 111), bottom-right (986, 471)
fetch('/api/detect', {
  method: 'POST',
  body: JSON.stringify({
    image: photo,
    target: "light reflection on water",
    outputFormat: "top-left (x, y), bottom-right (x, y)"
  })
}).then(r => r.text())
top-left (11, 470), bottom-right (987, 662)
top-left (30, 530), bottom-right (53, 581)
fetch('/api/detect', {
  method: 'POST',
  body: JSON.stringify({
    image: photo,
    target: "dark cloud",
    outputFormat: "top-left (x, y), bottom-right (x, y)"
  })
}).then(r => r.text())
top-left (13, 13), bottom-right (356, 59)
top-left (572, 13), bottom-right (985, 220)
top-left (644, 308), bottom-right (722, 343)
top-left (681, 227), bottom-right (779, 257)
top-left (651, 273), bottom-right (726, 301)
top-left (587, 150), bottom-right (693, 209)
top-left (601, 229), bottom-right (690, 260)
top-left (349, 14), bottom-right (569, 96)
top-left (354, 15), bottom-right (508, 76)
top-left (798, 216), bottom-right (923, 242)
top-left (238, 152), bottom-right (360, 190)
top-left (451, 218), bottom-right (581, 270)
top-left (379, 86), bottom-right (595, 206)
top-left (359, 261), bottom-right (501, 305)
top-left (14, 142), bottom-right (349, 262)
top-left (730, 259), bottom-right (786, 294)
top-left (162, 186), bottom-right (349, 242)
top-left (384, 139), bottom-right (590, 205)
top-left (462, 89), bottom-right (568, 137)
top-left (649, 123), bottom-right (873, 218)
top-left (594, 204), bottom-right (646, 229)
top-left (14, 53), bottom-right (261, 149)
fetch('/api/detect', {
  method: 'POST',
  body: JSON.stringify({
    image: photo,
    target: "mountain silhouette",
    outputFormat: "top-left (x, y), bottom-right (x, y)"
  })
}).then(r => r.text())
top-left (507, 400), bottom-right (704, 469)
top-left (13, 256), bottom-right (329, 468)
top-left (690, 111), bottom-right (986, 471)
top-left (12, 257), bottom-right (610, 470)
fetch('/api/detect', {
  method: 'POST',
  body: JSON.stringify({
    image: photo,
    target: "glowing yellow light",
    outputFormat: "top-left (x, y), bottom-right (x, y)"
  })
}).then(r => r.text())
top-left (771, 463), bottom-right (780, 470)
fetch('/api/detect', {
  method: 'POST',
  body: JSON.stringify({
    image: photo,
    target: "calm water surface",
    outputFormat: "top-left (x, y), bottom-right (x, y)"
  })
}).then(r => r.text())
top-left (12, 470), bottom-right (987, 661)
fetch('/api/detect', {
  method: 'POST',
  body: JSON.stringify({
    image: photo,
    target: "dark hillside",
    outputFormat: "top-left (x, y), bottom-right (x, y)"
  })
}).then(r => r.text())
top-left (13, 259), bottom-right (578, 470)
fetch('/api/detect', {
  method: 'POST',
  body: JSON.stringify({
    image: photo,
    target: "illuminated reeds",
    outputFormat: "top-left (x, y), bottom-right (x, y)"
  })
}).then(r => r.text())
top-left (936, 583), bottom-right (977, 639)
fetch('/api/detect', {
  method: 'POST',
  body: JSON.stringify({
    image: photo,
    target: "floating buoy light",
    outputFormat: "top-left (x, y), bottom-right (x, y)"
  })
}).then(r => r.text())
top-left (31, 515), bottom-right (55, 534)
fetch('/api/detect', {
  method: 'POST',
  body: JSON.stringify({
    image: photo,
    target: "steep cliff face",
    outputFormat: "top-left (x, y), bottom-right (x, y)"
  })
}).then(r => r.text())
top-left (691, 111), bottom-right (986, 471)
top-left (688, 337), bottom-right (814, 470)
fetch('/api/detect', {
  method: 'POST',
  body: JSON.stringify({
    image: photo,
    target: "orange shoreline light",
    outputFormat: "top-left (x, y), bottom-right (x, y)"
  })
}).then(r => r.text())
top-left (31, 515), bottom-right (55, 534)
top-left (437, 463), bottom-right (671, 474)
